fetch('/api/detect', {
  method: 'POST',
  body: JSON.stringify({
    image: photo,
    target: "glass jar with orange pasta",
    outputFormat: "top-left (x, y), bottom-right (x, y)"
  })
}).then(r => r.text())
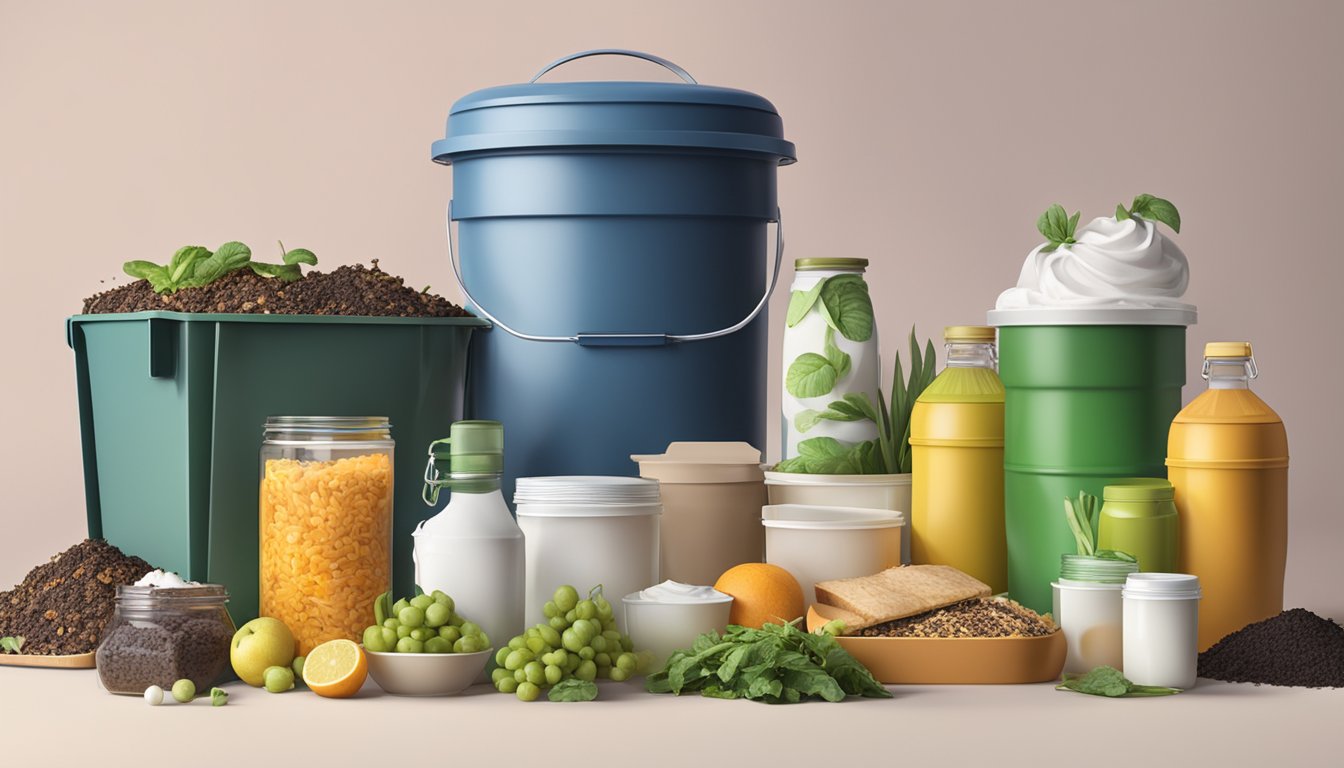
top-left (259, 416), bottom-right (394, 655)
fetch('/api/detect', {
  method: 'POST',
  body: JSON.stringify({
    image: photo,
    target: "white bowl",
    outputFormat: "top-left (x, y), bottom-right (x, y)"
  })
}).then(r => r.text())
top-left (623, 592), bottom-right (733, 674)
top-left (363, 647), bottom-right (493, 696)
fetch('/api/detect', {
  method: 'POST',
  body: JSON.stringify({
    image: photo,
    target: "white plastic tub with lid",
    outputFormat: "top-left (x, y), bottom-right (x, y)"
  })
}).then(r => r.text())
top-left (623, 581), bottom-right (733, 674)
top-left (763, 470), bottom-right (912, 563)
top-left (1123, 573), bottom-right (1201, 689)
top-left (762, 503), bottom-right (904, 605)
top-left (514, 476), bottom-right (660, 632)
top-left (631, 442), bottom-right (765, 586)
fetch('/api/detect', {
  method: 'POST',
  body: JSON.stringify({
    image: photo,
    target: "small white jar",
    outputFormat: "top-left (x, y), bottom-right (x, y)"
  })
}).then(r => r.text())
top-left (1052, 555), bottom-right (1137, 675)
top-left (1122, 573), bottom-right (1201, 689)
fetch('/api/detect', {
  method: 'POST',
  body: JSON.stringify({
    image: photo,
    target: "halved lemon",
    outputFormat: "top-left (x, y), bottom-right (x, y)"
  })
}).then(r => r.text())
top-left (302, 639), bottom-right (367, 698)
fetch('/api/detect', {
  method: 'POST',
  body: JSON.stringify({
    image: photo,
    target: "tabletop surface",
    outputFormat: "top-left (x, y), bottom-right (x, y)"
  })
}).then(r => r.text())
top-left (4, 666), bottom-right (1339, 767)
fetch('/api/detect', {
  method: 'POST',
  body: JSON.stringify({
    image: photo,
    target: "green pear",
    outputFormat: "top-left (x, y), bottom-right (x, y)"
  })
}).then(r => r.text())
top-left (230, 617), bottom-right (296, 687)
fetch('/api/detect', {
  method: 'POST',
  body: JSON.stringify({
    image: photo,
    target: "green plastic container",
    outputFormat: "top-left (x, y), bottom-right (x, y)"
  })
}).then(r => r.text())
top-left (1097, 479), bottom-right (1179, 573)
top-left (996, 324), bottom-right (1186, 613)
top-left (67, 311), bottom-right (488, 622)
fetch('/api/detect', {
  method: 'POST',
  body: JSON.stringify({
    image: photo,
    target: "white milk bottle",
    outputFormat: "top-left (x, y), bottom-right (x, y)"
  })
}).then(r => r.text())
top-left (413, 421), bottom-right (524, 652)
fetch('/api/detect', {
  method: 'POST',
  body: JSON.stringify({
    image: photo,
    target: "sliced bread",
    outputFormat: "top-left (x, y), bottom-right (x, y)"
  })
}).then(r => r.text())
top-left (814, 565), bottom-right (992, 630)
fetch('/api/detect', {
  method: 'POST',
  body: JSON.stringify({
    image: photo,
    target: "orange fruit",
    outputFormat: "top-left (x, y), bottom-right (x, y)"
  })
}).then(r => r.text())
top-left (301, 639), bottom-right (367, 698)
top-left (713, 563), bottom-right (805, 629)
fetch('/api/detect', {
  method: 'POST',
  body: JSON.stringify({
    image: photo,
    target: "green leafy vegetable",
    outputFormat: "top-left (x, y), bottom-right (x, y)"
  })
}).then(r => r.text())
top-left (794, 392), bottom-right (871, 434)
top-left (0, 636), bottom-right (24, 654)
top-left (1037, 204), bottom-right (1081, 253)
top-left (822, 327), bottom-right (852, 381)
top-left (817, 274), bottom-right (874, 342)
top-left (122, 240), bottom-right (318, 294)
top-left (786, 280), bottom-right (825, 327)
top-left (547, 678), bottom-right (599, 702)
top-left (1057, 666), bottom-right (1181, 697)
top-left (645, 620), bottom-right (890, 704)
top-left (785, 353), bottom-right (839, 399)
top-left (1116, 194), bottom-right (1181, 233)
top-left (210, 687), bottom-right (229, 706)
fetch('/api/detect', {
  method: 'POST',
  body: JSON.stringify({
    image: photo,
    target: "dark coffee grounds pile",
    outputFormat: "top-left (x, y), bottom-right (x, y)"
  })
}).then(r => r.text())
top-left (82, 261), bottom-right (472, 318)
top-left (0, 540), bottom-right (154, 655)
top-left (1198, 609), bottom-right (1344, 688)
top-left (857, 597), bottom-right (1056, 639)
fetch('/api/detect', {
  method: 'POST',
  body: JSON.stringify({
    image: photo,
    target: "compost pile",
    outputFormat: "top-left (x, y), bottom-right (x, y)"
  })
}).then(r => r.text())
top-left (1198, 609), bottom-right (1344, 688)
top-left (0, 539), bottom-right (154, 655)
top-left (82, 261), bottom-right (472, 318)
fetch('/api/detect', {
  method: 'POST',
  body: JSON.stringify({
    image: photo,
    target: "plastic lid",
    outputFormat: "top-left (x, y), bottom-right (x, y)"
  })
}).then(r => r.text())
top-left (631, 442), bottom-right (764, 484)
top-left (1122, 572), bottom-right (1201, 600)
top-left (513, 476), bottom-right (661, 511)
top-left (1058, 554), bottom-right (1139, 584)
top-left (761, 503), bottom-right (904, 530)
top-left (1103, 478), bottom-right (1174, 502)
top-left (445, 420), bottom-right (504, 475)
top-left (944, 325), bottom-right (996, 342)
top-left (431, 59), bottom-right (796, 166)
top-left (794, 258), bottom-right (868, 271)
top-left (1205, 341), bottom-right (1253, 359)
top-left (987, 306), bottom-right (1197, 327)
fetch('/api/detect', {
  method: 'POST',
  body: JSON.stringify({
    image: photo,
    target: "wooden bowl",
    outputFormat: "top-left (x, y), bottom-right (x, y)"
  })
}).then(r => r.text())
top-left (807, 604), bottom-right (1065, 685)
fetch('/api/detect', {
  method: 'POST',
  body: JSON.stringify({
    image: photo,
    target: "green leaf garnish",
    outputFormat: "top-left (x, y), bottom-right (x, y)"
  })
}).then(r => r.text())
top-left (785, 353), bottom-right (839, 399)
top-left (1116, 194), bottom-right (1181, 233)
top-left (1057, 666), bottom-right (1181, 697)
top-left (786, 280), bottom-right (825, 327)
top-left (817, 274), bottom-right (874, 342)
top-left (1037, 203), bottom-right (1081, 252)
top-left (547, 678), bottom-right (599, 702)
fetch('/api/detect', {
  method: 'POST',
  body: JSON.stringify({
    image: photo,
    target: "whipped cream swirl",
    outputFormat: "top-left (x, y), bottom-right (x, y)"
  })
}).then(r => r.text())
top-left (996, 216), bottom-right (1192, 311)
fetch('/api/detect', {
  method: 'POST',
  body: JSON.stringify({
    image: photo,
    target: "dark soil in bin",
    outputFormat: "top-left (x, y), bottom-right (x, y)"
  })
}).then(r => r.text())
top-left (0, 539), bottom-right (154, 655)
top-left (82, 261), bottom-right (472, 318)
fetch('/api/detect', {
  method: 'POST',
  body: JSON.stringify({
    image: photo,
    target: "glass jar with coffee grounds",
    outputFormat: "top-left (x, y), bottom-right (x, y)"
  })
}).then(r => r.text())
top-left (95, 584), bottom-right (235, 695)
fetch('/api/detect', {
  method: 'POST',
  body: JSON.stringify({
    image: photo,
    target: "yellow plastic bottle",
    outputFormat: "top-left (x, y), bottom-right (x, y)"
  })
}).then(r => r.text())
top-left (1167, 342), bottom-right (1289, 651)
top-left (910, 326), bottom-right (1007, 592)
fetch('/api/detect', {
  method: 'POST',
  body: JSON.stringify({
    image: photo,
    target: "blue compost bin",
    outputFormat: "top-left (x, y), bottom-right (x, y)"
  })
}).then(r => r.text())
top-left (431, 50), bottom-right (796, 501)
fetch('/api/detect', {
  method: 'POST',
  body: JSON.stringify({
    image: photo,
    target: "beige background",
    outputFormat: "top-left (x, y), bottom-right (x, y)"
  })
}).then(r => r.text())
top-left (1, 0), bottom-right (1340, 627)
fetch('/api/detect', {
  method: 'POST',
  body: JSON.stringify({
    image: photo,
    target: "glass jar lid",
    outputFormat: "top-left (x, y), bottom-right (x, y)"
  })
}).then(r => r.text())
top-left (263, 416), bottom-right (392, 442)
top-left (1059, 554), bottom-right (1140, 584)
top-left (794, 258), bottom-right (868, 271)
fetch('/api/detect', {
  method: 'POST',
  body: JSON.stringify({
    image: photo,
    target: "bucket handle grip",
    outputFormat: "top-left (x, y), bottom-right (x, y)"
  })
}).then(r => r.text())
top-left (530, 49), bottom-right (697, 85)
top-left (445, 201), bottom-right (783, 346)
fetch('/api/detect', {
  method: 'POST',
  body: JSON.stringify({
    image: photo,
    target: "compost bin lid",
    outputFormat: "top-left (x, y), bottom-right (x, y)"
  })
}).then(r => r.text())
top-left (431, 50), bottom-right (796, 165)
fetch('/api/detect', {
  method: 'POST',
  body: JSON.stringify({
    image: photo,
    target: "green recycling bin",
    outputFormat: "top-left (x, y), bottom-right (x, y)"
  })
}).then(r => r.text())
top-left (67, 311), bottom-right (488, 623)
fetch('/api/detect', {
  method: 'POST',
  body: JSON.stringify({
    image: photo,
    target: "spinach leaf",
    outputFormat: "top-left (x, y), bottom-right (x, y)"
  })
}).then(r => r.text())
top-left (168, 245), bottom-right (210, 284)
top-left (121, 240), bottom-right (318, 294)
top-left (786, 279), bottom-right (826, 327)
top-left (785, 353), bottom-right (838, 398)
top-left (0, 636), bottom-right (24, 654)
top-left (1057, 666), bottom-right (1181, 697)
top-left (187, 241), bottom-right (252, 286)
top-left (123, 260), bottom-right (175, 293)
top-left (818, 274), bottom-right (874, 342)
top-left (547, 678), bottom-right (599, 702)
top-left (645, 620), bottom-right (890, 704)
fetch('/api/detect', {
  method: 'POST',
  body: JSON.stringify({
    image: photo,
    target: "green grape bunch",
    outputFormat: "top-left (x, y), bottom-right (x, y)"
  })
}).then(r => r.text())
top-left (360, 590), bottom-right (490, 654)
top-left (492, 584), bottom-right (648, 702)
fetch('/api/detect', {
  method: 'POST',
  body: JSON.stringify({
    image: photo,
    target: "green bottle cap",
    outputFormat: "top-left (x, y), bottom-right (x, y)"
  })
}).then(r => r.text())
top-left (422, 421), bottom-right (504, 503)
top-left (1102, 478), bottom-right (1174, 502)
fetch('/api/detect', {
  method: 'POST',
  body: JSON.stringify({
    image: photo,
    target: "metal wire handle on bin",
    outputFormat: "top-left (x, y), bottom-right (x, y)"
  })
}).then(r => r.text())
top-left (444, 200), bottom-right (784, 346)
top-left (529, 49), bottom-right (698, 84)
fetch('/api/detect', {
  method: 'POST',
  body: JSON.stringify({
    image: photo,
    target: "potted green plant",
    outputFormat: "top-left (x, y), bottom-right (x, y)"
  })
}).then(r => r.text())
top-left (766, 328), bottom-right (937, 561)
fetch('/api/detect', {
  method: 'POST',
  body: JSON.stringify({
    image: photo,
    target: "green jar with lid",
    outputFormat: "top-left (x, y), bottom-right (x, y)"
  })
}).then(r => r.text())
top-left (1097, 479), bottom-right (1179, 572)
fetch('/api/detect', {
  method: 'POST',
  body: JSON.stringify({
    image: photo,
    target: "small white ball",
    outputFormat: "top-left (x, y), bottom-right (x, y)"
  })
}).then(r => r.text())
top-left (144, 685), bottom-right (164, 706)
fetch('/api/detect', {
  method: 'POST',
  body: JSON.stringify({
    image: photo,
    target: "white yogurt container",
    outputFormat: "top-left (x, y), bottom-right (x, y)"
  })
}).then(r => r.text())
top-left (514, 477), bottom-right (661, 633)
top-left (762, 503), bottom-right (903, 605)
top-left (623, 581), bottom-right (733, 673)
top-left (1122, 573), bottom-right (1201, 689)
top-left (1051, 554), bottom-right (1138, 675)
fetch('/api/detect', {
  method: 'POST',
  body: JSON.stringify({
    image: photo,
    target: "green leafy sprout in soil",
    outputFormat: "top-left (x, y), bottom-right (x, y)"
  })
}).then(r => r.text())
top-left (1, 636), bottom-right (24, 654)
top-left (1057, 666), bottom-right (1181, 698)
top-left (123, 240), bottom-right (317, 294)
top-left (1037, 194), bottom-right (1181, 253)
